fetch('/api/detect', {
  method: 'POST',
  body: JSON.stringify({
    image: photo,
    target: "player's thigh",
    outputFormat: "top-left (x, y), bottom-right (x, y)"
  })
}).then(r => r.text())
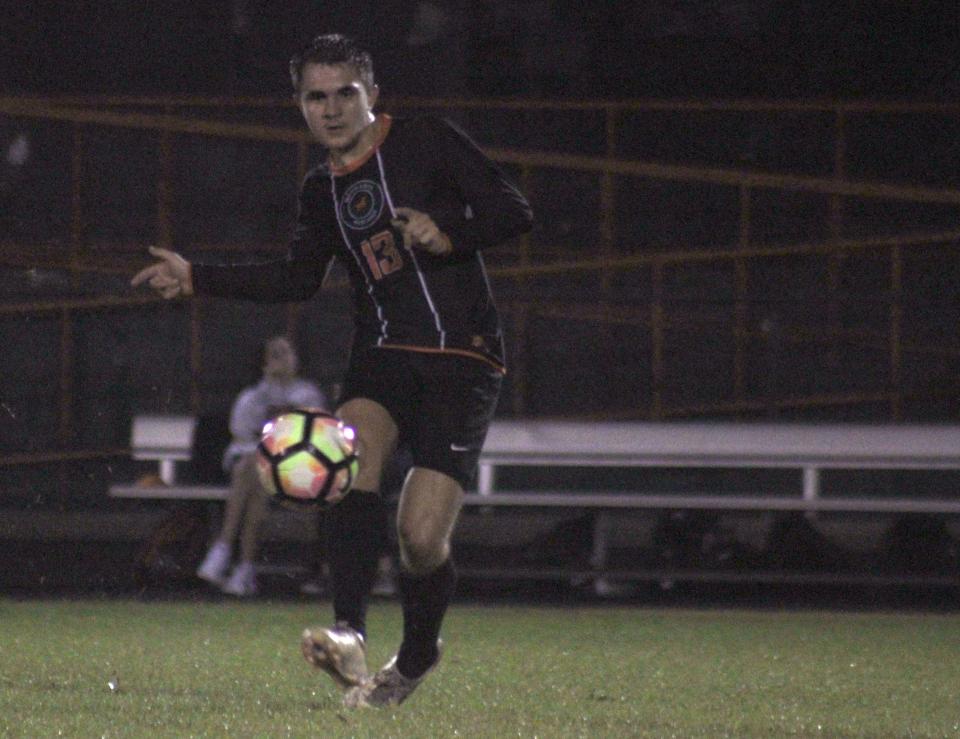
top-left (396, 466), bottom-right (464, 572)
top-left (337, 397), bottom-right (399, 492)
top-left (408, 355), bottom-right (502, 490)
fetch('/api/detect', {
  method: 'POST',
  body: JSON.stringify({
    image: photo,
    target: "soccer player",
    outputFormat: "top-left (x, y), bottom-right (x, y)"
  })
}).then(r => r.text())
top-left (132, 33), bottom-right (533, 708)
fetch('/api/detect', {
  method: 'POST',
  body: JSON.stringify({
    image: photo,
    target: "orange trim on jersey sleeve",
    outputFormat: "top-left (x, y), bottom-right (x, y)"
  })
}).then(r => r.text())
top-left (379, 343), bottom-right (507, 375)
top-left (329, 114), bottom-right (393, 177)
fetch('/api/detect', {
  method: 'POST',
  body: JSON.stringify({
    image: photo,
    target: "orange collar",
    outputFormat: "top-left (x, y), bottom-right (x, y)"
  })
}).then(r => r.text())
top-left (328, 114), bottom-right (393, 176)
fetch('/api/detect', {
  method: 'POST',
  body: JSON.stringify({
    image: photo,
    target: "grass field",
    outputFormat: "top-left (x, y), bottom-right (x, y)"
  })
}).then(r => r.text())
top-left (1, 597), bottom-right (959, 738)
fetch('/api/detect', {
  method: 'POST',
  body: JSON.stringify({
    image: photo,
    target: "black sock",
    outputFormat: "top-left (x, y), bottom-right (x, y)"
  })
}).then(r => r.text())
top-left (323, 490), bottom-right (387, 639)
top-left (397, 558), bottom-right (456, 679)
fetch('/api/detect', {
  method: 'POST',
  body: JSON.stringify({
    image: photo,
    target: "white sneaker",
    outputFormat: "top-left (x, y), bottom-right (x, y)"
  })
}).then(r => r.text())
top-left (371, 559), bottom-right (396, 597)
top-left (196, 541), bottom-right (231, 587)
top-left (299, 577), bottom-right (326, 596)
top-left (221, 561), bottom-right (258, 597)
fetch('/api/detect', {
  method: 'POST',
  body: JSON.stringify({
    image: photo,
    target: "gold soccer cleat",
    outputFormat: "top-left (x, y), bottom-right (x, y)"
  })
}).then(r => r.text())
top-left (301, 622), bottom-right (369, 690)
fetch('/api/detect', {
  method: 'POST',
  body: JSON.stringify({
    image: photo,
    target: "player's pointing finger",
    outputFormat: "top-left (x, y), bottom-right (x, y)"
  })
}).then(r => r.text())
top-left (130, 246), bottom-right (194, 296)
top-left (147, 245), bottom-right (177, 260)
top-left (130, 263), bottom-right (160, 287)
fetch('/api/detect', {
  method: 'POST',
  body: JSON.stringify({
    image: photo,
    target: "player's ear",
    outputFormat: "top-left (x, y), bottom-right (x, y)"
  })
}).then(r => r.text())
top-left (367, 83), bottom-right (380, 109)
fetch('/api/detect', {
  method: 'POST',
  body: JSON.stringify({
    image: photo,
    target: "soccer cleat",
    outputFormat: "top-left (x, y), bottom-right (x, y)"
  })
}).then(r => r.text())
top-left (301, 623), bottom-right (369, 689)
top-left (196, 540), bottom-right (231, 587)
top-left (343, 642), bottom-right (442, 709)
top-left (221, 561), bottom-right (258, 597)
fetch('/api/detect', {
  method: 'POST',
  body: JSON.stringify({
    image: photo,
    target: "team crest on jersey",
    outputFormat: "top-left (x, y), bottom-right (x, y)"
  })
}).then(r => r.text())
top-left (339, 180), bottom-right (386, 230)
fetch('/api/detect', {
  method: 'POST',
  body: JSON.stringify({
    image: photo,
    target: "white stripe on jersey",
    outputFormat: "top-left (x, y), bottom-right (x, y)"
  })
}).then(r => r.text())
top-left (376, 149), bottom-right (447, 348)
top-left (330, 172), bottom-right (389, 344)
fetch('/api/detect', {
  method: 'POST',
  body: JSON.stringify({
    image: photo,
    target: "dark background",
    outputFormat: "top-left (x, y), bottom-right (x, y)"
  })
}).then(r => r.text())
top-left (2, 2), bottom-right (958, 100)
top-left (2, 1), bottom-right (960, 596)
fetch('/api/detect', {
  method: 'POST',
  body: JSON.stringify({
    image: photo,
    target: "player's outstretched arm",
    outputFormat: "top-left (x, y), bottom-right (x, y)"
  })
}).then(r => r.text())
top-left (130, 246), bottom-right (194, 299)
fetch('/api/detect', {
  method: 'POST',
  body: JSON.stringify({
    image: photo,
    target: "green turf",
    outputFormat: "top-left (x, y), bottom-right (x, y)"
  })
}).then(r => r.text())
top-left (1, 598), bottom-right (958, 737)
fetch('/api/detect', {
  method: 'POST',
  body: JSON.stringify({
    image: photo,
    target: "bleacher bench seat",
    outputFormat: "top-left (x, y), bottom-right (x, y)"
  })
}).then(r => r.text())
top-left (108, 415), bottom-right (960, 585)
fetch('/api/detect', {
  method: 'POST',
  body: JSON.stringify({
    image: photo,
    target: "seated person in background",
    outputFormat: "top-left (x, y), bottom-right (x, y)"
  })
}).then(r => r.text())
top-left (196, 335), bottom-right (326, 596)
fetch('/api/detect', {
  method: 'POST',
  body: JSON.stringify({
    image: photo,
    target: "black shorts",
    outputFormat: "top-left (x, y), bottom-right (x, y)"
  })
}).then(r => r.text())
top-left (340, 347), bottom-right (503, 489)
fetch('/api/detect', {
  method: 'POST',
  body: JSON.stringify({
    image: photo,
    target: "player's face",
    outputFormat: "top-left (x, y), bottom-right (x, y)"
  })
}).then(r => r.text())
top-left (298, 63), bottom-right (379, 163)
top-left (264, 338), bottom-right (298, 381)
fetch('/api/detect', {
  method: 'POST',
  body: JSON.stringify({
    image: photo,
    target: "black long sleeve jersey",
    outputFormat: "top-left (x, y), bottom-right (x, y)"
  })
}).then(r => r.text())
top-left (192, 115), bottom-right (534, 372)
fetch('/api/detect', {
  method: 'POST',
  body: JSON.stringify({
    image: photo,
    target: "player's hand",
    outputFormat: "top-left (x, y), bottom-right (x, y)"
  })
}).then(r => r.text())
top-left (391, 206), bottom-right (452, 256)
top-left (130, 246), bottom-right (194, 299)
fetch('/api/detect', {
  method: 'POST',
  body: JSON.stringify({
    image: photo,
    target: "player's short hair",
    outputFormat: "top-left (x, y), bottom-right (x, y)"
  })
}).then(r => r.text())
top-left (289, 34), bottom-right (375, 93)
